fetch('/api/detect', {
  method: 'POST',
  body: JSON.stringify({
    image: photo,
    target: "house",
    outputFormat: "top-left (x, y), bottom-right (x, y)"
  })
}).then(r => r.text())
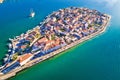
top-left (18, 53), bottom-right (33, 66)
top-left (38, 37), bottom-right (48, 43)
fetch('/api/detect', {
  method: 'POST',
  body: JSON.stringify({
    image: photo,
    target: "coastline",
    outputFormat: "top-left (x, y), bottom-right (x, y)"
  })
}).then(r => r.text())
top-left (0, 14), bottom-right (111, 80)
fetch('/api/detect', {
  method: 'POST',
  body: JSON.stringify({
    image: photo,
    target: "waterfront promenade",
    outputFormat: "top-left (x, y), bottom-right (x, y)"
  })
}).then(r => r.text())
top-left (0, 14), bottom-right (111, 80)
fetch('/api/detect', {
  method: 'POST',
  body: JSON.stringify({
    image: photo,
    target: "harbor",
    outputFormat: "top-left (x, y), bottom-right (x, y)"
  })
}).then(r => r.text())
top-left (0, 7), bottom-right (111, 80)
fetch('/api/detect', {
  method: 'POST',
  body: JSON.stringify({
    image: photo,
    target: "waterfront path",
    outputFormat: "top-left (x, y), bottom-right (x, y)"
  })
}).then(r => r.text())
top-left (0, 15), bottom-right (111, 80)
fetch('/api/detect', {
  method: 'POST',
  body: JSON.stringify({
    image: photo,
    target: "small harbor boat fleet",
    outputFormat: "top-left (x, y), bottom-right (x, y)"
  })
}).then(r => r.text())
top-left (0, 7), bottom-right (111, 80)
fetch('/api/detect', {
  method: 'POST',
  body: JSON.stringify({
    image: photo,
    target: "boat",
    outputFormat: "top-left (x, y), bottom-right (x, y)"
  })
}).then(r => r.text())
top-left (3, 58), bottom-right (7, 63)
top-left (30, 9), bottom-right (35, 18)
top-left (9, 38), bottom-right (13, 41)
top-left (5, 54), bottom-right (9, 57)
top-left (8, 43), bottom-right (12, 48)
top-left (8, 49), bottom-right (11, 52)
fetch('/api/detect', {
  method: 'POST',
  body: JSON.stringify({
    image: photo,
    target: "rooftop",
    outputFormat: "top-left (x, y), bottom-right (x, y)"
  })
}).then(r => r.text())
top-left (18, 53), bottom-right (33, 63)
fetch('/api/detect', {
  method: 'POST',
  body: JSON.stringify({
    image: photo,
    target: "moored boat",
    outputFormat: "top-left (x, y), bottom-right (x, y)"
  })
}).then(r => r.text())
top-left (29, 9), bottom-right (35, 18)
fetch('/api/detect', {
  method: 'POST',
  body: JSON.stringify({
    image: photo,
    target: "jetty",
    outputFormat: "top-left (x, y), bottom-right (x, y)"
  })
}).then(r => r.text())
top-left (0, 7), bottom-right (111, 80)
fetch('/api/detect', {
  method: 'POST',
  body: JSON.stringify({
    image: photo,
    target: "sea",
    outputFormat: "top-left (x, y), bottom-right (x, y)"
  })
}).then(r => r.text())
top-left (0, 0), bottom-right (120, 80)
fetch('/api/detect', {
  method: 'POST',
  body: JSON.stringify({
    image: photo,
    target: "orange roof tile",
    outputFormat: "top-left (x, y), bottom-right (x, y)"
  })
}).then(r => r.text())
top-left (46, 40), bottom-right (54, 44)
top-left (21, 45), bottom-right (27, 49)
top-left (38, 38), bottom-right (48, 43)
top-left (18, 54), bottom-right (32, 63)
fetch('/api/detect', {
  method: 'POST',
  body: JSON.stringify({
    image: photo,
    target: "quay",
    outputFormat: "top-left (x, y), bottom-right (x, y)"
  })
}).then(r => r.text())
top-left (0, 7), bottom-right (111, 80)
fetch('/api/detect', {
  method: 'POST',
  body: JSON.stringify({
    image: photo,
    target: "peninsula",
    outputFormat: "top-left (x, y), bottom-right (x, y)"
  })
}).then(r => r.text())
top-left (0, 7), bottom-right (111, 80)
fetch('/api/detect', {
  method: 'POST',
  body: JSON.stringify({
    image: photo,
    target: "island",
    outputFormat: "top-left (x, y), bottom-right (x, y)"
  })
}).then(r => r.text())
top-left (0, 7), bottom-right (111, 80)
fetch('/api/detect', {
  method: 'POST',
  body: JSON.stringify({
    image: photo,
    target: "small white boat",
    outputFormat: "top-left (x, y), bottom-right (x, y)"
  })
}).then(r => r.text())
top-left (9, 38), bottom-right (13, 41)
top-left (8, 43), bottom-right (12, 48)
top-left (5, 54), bottom-right (9, 57)
top-left (30, 9), bottom-right (35, 18)
top-left (12, 50), bottom-right (15, 54)
top-left (8, 49), bottom-right (11, 52)
top-left (4, 58), bottom-right (7, 62)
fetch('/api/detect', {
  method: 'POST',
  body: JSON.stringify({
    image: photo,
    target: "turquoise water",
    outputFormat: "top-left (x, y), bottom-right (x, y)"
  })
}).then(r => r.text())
top-left (0, 0), bottom-right (120, 80)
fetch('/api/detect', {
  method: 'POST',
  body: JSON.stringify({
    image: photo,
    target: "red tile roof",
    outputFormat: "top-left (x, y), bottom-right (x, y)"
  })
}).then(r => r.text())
top-left (38, 38), bottom-right (48, 43)
top-left (18, 54), bottom-right (32, 63)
